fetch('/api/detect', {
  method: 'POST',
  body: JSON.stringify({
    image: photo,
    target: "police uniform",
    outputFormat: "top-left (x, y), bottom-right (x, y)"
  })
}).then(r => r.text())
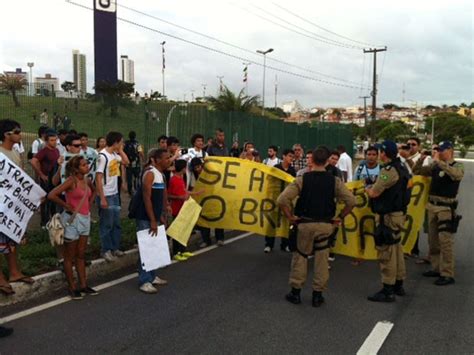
top-left (413, 143), bottom-right (463, 285)
top-left (277, 169), bottom-right (355, 307)
top-left (367, 155), bottom-right (410, 302)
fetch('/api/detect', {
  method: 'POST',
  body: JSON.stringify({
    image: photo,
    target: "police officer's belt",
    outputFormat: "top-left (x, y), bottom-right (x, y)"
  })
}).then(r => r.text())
top-left (429, 199), bottom-right (457, 208)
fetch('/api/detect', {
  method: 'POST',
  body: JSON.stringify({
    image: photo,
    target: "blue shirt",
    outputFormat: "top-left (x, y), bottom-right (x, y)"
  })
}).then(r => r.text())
top-left (354, 161), bottom-right (381, 184)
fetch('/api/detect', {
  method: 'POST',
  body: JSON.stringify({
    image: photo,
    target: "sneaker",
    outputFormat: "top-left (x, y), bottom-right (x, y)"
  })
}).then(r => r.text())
top-left (0, 326), bottom-right (14, 338)
top-left (434, 276), bottom-right (455, 286)
top-left (173, 253), bottom-right (188, 262)
top-left (152, 277), bottom-right (168, 286)
top-left (69, 290), bottom-right (84, 300)
top-left (217, 240), bottom-right (225, 247)
top-left (80, 286), bottom-right (99, 296)
top-left (102, 251), bottom-right (116, 262)
top-left (264, 246), bottom-right (272, 253)
top-left (139, 282), bottom-right (158, 294)
top-left (181, 252), bottom-right (194, 258)
top-left (328, 256), bottom-right (336, 262)
top-left (113, 250), bottom-right (125, 257)
top-left (199, 242), bottom-right (210, 248)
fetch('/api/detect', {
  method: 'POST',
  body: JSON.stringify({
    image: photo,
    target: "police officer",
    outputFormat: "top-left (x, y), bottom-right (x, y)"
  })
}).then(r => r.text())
top-left (277, 146), bottom-right (356, 307)
top-left (413, 141), bottom-right (463, 286)
top-left (366, 140), bottom-right (411, 302)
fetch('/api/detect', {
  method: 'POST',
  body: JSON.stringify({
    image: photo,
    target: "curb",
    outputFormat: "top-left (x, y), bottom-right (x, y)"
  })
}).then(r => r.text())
top-left (0, 249), bottom-right (139, 307)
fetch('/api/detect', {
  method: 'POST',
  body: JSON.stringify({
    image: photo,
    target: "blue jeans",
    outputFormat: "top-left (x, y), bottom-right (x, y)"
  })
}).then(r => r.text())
top-left (97, 194), bottom-right (122, 254)
top-left (136, 219), bottom-right (155, 286)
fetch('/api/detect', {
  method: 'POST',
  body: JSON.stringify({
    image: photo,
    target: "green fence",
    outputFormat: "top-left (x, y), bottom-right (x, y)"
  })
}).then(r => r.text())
top-left (0, 95), bottom-right (353, 156)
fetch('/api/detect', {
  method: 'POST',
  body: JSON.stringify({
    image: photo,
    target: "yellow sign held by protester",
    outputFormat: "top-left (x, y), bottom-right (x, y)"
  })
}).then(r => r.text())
top-left (167, 197), bottom-right (202, 247)
top-left (194, 157), bottom-right (430, 260)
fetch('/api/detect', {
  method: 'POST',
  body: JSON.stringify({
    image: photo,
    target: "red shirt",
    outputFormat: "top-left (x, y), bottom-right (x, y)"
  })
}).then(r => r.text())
top-left (35, 146), bottom-right (60, 176)
top-left (168, 175), bottom-right (186, 217)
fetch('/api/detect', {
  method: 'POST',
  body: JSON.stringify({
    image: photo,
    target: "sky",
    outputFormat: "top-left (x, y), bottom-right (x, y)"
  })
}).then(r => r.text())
top-left (0, 0), bottom-right (472, 108)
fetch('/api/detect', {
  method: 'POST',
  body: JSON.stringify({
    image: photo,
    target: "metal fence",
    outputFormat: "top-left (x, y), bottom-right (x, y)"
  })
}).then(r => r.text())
top-left (0, 95), bottom-right (353, 157)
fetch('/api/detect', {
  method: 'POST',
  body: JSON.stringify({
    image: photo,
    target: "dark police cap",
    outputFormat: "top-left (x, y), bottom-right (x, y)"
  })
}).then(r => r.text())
top-left (380, 140), bottom-right (398, 156)
top-left (438, 141), bottom-right (453, 151)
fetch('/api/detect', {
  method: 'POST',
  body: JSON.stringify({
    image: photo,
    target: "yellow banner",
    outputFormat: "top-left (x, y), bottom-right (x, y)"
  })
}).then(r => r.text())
top-left (167, 197), bottom-right (202, 247)
top-left (194, 157), bottom-right (294, 237)
top-left (194, 157), bottom-right (431, 260)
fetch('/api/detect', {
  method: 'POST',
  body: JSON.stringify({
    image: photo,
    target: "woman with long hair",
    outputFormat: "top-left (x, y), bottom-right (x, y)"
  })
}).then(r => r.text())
top-left (48, 155), bottom-right (97, 300)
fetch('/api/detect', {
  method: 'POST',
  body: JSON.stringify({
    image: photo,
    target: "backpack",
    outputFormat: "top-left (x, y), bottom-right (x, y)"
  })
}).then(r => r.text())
top-left (124, 140), bottom-right (140, 165)
top-left (27, 139), bottom-right (44, 160)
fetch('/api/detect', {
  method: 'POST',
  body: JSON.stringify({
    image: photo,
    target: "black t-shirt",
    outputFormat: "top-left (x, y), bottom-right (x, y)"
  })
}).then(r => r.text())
top-left (275, 163), bottom-right (296, 177)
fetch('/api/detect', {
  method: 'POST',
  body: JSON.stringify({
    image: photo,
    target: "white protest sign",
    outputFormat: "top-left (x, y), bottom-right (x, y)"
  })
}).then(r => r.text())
top-left (0, 153), bottom-right (46, 243)
top-left (137, 225), bottom-right (171, 272)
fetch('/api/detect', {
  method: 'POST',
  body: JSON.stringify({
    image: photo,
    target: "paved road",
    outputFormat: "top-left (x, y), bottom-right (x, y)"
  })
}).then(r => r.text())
top-left (1, 162), bottom-right (473, 354)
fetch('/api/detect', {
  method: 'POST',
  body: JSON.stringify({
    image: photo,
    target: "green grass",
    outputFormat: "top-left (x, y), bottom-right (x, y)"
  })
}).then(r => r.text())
top-left (2, 219), bottom-right (138, 277)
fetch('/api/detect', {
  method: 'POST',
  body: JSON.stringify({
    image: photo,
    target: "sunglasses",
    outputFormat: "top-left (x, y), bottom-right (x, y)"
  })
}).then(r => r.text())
top-left (72, 144), bottom-right (82, 148)
top-left (6, 129), bottom-right (21, 135)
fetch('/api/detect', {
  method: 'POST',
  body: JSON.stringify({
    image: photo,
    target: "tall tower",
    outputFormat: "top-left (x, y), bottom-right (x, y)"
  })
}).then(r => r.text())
top-left (72, 50), bottom-right (87, 97)
top-left (120, 55), bottom-right (135, 83)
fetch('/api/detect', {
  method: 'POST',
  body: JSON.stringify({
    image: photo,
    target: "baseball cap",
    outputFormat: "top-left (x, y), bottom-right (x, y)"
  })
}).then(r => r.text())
top-left (380, 140), bottom-right (398, 157)
top-left (438, 141), bottom-right (453, 151)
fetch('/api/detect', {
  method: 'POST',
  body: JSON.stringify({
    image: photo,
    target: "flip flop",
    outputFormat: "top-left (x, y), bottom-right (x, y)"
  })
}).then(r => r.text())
top-left (9, 276), bottom-right (35, 284)
top-left (0, 284), bottom-right (15, 295)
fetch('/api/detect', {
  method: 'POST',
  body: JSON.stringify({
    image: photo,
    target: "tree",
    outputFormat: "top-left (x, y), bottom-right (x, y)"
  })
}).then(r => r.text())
top-left (0, 73), bottom-right (27, 107)
top-left (94, 80), bottom-right (135, 117)
top-left (377, 121), bottom-right (413, 141)
top-left (61, 81), bottom-right (76, 95)
top-left (383, 103), bottom-right (400, 110)
top-left (425, 112), bottom-right (474, 142)
top-left (207, 85), bottom-right (259, 113)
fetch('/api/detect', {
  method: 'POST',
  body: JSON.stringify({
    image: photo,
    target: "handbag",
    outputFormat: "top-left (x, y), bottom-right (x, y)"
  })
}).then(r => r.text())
top-left (47, 183), bottom-right (90, 246)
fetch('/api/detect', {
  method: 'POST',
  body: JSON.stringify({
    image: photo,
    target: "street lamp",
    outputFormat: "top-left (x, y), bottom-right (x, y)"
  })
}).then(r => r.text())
top-left (256, 48), bottom-right (274, 116)
top-left (160, 41), bottom-right (166, 98)
top-left (27, 62), bottom-right (34, 96)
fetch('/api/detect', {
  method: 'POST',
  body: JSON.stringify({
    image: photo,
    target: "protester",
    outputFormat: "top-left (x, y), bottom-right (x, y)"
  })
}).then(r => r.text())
top-left (56, 129), bottom-right (69, 156)
top-left (203, 137), bottom-right (214, 152)
top-left (96, 136), bottom-right (106, 153)
top-left (163, 136), bottom-right (182, 186)
top-left (414, 141), bottom-right (464, 286)
top-left (95, 132), bottom-right (130, 262)
top-left (240, 142), bottom-right (261, 162)
top-left (230, 141), bottom-right (242, 158)
top-left (29, 125), bottom-right (47, 160)
top-left (296, 150), bottom-right (314, 177)
top-left (62, 114), bottom-right (71, 131)
top-left (264, 148), bottom-right (296, 253)
top-left (48, 156), bottom-right (97, 300)
top-left (205, 128), bottom-right (229, 246)
top-left (336, 145), bottom-right (352, 182)
top-left (124, 131), bottom-right (144, 195)
top-left (326, 151), bottom-right (343, 179)
top-left (355, 146), bottom-right (380, 182)
top-left (157, 135), bottom-right (168, 150)
top-left (134, 148), bottom-right (170, 294)
top-left (40, 108), bottom-right (49, 125)
top-left (12, 140), bottom-right (25, 169)
top-left (52, 134), bottom-right (82, 185)
top-left (79, 132), bottom-right (99, 182)
top-left (182, 133), bottom-right (207, 189)
top-left (291, 143), bottom-right (306, 172)
top-left (263, 145), bottom-right (281, 167)
top-left (31, 129), bottom-right (60, 228)
top-left (0, 119), bottom-right (34, 296)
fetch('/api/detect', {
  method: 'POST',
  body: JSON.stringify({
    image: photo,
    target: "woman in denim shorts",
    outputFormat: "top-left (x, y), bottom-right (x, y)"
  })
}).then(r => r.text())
top-left (48, 156), bottom-right (98, 300)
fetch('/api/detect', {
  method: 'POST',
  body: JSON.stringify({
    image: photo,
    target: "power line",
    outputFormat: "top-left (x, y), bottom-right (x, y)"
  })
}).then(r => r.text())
top-left (116, 2), bottom-right (362, 85)
top-left (248, 3), bottom-right (364, 50)
top-left (230, 2), bottom-right (362, 50)
top-left (271, 2), bottom-right (379, 48)
top-left (66, 0), bottom-right (368, 90)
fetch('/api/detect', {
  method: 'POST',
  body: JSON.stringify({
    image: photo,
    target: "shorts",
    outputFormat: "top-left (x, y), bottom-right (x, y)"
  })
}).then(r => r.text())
top-left (0, 232), bottom-right (15, 254)
top-left (61, 212), bottom-right (91, 241)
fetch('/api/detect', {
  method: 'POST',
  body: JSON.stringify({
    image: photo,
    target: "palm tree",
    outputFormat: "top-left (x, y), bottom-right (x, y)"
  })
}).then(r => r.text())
top-left (207, 85), bottom-right (259, 112)
top-left (0, 73), bottom-right (27, 107)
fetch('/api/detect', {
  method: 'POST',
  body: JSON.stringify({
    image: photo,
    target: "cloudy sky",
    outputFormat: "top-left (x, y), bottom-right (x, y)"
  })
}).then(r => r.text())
top-left (1, 0), bottom-right (472, 108)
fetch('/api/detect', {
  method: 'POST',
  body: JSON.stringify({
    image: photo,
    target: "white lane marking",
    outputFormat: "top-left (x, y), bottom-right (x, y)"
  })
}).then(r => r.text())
top-left (357, 321), bottom-right (394, 355)
top-left (0, 231), bottom-right (253, 325)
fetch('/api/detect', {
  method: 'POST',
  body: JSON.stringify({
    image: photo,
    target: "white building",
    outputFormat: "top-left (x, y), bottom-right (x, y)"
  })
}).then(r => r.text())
top-left (72, 49), bottom-right (87, 97)
top-left (281, 100), bottom-right (304, 114)
top-left (120, 55), bottom-right (135, 84)
top-left (34, 73), bottom-right (59, 96)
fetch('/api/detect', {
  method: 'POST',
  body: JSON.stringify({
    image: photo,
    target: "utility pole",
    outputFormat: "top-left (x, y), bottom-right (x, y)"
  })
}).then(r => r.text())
top-left (190, 89), bottom-right (195, 102)
top-left (256, 48), bottom-right (274, 116)
top-left (27, 62), bottom-right (34, 96)
top-left (160, 41), bottom-right (166, 98)
top-left (363, 46), bottom-right (387, 141)
top-left (242, 62), bottom-right (251, 95)
top-left (274, 75), bottom-right (278, 110)
top-left (201, 83), bottom-right (207, 98)
top-left (216, 76), bottom-right (224, 94)
top-left (359, 95), bottom-right (370, 128)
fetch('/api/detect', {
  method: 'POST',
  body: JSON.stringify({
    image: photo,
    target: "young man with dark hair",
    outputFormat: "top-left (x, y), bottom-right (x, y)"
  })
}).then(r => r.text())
top-left (157, 135), bottom-right (168, 150)
top-left (336, 145), bottom-right (353, 182)
top-left (56, 129), bottom-right (69, 155)
top-left (182, 133), bottom-right (207, 191)
top-left (96, 131), bottom-right (130, 262)
top-left (354, 146), bottom-right (381, 184)
top-left (296, 150), bottom-right (314, 177)
top-left (30, 125), bottom-right (48, 159)
top-left (264, 148), bottom-right (296, 253)
top-left (263, 145), bottom-right (281, 167)
top-left (0, 119), bottom-right (34, 302)
top-left (326, 150), bottom-right (343, 179)
top-left (31, 130), bottom-right (60, 228)
top-left (124, 131), bottom-right (144, 195)
top-left (79, 132), bottom-right (99, 182)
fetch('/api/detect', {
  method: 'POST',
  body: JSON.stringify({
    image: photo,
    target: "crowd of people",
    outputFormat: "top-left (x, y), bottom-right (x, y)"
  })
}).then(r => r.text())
top-left (0, 119), bottom-right (464, 337)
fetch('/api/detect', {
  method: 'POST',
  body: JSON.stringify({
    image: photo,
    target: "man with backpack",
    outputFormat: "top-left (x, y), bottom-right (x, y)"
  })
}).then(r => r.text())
top-left (124, 131), bottom-right (144, 196)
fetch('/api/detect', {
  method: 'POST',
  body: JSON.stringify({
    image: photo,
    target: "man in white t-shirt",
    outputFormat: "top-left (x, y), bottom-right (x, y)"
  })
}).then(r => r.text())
top-left (262, 145), bottom-right (281, 167)
top-left (181, 133), bottom-right (207, 190)
top-left (336, 145), bottom-right (353, 182)
top-left (95, 132), bottom-right (130, 262)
